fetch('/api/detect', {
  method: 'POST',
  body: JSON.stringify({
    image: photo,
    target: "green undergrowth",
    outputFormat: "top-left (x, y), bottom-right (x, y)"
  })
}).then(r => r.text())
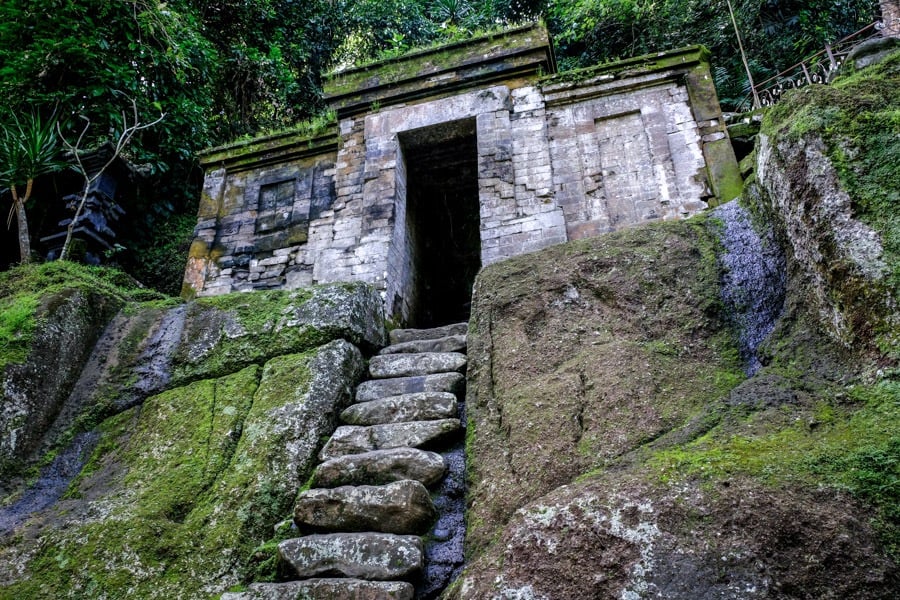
top-left (763, 49), bottom-right (900, 295)
top-left (0, 262), bottom-right (166, 370)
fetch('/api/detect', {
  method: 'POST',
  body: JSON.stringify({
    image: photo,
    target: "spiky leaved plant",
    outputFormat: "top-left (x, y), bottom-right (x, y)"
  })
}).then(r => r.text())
top-left (0, 111), bottom-right (64, 264)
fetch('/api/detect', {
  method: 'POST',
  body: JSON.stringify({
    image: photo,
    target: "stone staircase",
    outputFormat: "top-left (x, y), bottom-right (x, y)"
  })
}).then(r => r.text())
top-left (224, 323), bottom-right (468, 600)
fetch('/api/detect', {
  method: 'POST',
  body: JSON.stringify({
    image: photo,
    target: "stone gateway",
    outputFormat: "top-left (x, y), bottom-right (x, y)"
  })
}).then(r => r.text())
top-left (183, 24), bottom-right (741, 326)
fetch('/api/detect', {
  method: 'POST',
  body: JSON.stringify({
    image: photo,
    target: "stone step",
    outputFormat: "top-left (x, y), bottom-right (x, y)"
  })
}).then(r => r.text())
top-left (389, 322), bottom-right (468, 345)
top-left (319, 419), bottom-right (461, 461)
top-left (356, 372), bottom-right (464, 403)
top-left (278, 533), bottom-right (423, 581)
top-left (341, 392), bottom-right (458, 426)
top-left (379, 334), bottom-right (467, 355)
top-left (369, 352), bottom-right (467, 379)
top-left (294, 480), bottom-right (437, 535)
top-left (220, 580), bottom-right (413, 600)
top-left (311, 447), bottom-right (447, 488)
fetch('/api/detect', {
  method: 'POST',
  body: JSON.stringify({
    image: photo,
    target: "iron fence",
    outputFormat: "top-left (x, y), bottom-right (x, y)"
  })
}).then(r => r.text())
top-left (746, 21), bottom-right (882, 108)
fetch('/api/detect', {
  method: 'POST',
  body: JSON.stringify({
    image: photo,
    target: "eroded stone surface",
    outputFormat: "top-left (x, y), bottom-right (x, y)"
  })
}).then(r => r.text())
top-left (319, 419), bottom-right (461, 461)
top-left (355, 373), bottom-right (464, 403)
top-left (369, 353), bottom-right (467, 379)
top-left (220, 580), bottom-right (414, 600)
top-left (293, 480), bottom-right (437, 534)
top-left (389, 323), bottom-right (468, 345)
top-left (379, 334), bottom-right (467, 355)
top-left (278, 533), bottom-right (423, 580)
top-left (341, 392), bottom-right (458, 425)
top-left (311, 447), bottom-right (447, 488)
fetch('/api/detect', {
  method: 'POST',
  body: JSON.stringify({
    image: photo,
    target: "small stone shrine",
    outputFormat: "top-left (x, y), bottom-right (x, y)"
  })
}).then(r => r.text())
top-left (183, 24), bottom-right (741, 326)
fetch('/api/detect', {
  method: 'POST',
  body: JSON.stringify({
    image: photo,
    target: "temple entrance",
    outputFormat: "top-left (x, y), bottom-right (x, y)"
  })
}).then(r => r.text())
top-left (400, 119), bottom-right (481, 328)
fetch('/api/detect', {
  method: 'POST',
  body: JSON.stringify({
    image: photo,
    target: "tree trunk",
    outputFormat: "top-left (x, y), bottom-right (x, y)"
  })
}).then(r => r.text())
top-left (11, 182), bottom-right (32, 264)
top-left (15, 198), bottom-right (30, 264)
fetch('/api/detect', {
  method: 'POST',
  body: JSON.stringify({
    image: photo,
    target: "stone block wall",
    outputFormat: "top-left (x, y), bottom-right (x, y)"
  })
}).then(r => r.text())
top-left (184, 26), bottom-right (741, 325)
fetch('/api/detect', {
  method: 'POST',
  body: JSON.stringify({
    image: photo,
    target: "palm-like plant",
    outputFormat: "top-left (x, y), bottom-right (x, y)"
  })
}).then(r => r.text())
top-left (431, 0), bottom-right (473, 26)
top-left (0, 112), bottom-right (63, 263)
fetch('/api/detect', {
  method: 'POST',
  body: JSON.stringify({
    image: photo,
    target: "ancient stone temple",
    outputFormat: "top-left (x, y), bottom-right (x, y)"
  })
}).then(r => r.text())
top-left (183, 24), bottom-right (741, 327)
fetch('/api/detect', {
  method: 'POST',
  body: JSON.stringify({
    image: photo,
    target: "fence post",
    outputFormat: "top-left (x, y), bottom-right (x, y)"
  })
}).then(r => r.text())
top-left (825, 42), bottom-right (837, 71)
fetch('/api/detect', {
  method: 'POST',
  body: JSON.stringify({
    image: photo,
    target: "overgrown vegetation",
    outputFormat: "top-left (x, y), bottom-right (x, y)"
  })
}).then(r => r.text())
top-left (646, 55), bottom-right (900, 559)
top-left (761, 48), bottom-right (900, 357)
top-left (0, 0), bottom-right (880, 288)
top-left (0, 261), bottom-right (163, 370)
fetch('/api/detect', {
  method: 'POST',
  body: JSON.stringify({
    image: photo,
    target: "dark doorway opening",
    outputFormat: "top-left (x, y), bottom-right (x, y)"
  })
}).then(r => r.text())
top-left (401, 120), bottom-right (481, 328)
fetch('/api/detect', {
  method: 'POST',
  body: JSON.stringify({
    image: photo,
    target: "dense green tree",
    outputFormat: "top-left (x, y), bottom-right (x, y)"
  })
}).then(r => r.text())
top-left (544, 0), bottom-right (879, 108)
top-left (0, 112), bottom-right (63, 263)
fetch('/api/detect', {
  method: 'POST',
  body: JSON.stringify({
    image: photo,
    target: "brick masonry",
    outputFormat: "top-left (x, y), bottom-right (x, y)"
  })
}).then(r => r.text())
top-left (184, 25), bottom-right (741, 324)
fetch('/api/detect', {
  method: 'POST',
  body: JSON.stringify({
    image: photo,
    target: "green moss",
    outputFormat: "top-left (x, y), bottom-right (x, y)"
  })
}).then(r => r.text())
top-left (173, 288), bottom-right (329, 384)
top-left (0, 292), bottom-right (39, 369)
top-left (762, 49), bottom-right (900, 303)
top-left (650, 375), bottom-right (900, 557)
top-left (0, 262), bottom-right (165, 371)
top-left (0, 363), bottom-right (284, 599)
top-left (63, 408), bottom-right (137, 498)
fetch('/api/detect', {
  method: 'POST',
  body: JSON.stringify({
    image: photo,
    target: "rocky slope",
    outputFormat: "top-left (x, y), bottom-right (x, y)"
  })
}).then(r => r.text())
top-left (451, 50), bottom-right (899, 599)
top-left (0, 276), bottom-right (385, 599)
top-left (0, 47), bottom-right (896, 600)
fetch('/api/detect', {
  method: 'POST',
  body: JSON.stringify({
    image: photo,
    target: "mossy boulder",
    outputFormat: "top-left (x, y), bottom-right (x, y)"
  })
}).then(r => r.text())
top-left (172, 282), bottom-right (385, 385)
top-left (0, 339), bottom-right (365, 599)
top-left (0, 263), bottom-right (163, 485)
top-left (756, 49), bottom-right (900, 360)
top-left (454, 211), bottom-right (899, 597)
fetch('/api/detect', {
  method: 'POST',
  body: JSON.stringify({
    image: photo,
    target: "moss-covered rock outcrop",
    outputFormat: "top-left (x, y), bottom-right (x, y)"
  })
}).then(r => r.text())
top-left (756, 48), bottom-right (900, 359)
top-left (454, 54), bottom-right (899, 597)
top-left (0, 269), bottom-right (384, 599)
top-left (455, 214), bottom-right (898, 598)
top-left (0, 263), bottom-right (163, 484)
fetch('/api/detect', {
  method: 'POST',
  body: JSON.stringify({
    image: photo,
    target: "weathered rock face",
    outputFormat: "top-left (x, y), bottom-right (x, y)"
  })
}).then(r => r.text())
top-left (278, 533), bottom-right (423, 580)
top-left (461, 221), bottom-right (737, 554)
top-left (453, 205), bottom-right (899, 597)
top-left (0, 281), bottom-right (383, 600)
top-left (0, 286), bottom-right (122, 480)
top-left (458, 476), bottom-right (896, 599)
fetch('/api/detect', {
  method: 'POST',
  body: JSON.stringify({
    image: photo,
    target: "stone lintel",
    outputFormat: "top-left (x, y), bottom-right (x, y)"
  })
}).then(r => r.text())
top-left (324, 23), bottom-right (555, 118)
top-left (540, 68), bottom-right (684, 108)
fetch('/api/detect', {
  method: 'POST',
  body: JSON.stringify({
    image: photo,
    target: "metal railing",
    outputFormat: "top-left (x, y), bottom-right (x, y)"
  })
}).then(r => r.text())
top-left (748, 21), bottom-right (882, 108)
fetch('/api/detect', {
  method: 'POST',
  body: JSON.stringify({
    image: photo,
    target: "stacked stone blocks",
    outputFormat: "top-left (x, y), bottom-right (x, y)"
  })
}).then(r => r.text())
top-left (184, 25), bottom-right (741, 325)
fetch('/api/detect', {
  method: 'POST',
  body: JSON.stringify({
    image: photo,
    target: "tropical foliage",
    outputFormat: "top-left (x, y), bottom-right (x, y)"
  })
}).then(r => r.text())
top-left (0, 0), bottom-right (881, 289)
